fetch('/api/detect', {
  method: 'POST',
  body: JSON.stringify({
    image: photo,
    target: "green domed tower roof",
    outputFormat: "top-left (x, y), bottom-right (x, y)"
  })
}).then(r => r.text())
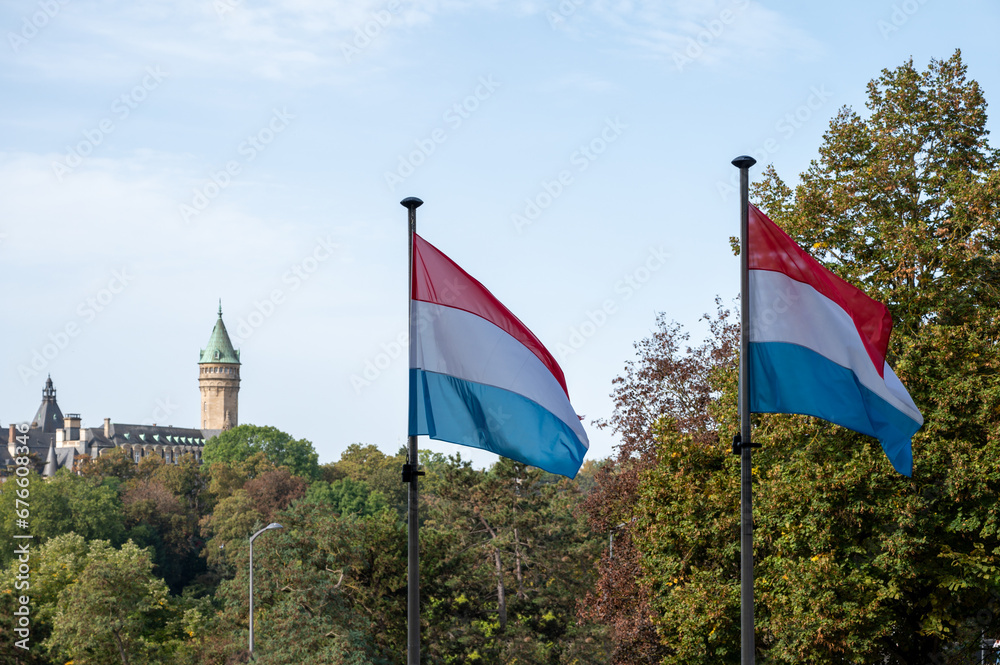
top-left (199, 302), bottom-right (241, 365)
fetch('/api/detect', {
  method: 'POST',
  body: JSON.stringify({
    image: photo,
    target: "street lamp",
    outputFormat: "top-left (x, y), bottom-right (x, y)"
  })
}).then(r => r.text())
top-left (249, 522), bottom-right (283, 659)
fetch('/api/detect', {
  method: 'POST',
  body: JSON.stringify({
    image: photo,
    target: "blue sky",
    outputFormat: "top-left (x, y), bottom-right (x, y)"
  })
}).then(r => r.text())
top-left (3, 0), bottom-right (998, 468)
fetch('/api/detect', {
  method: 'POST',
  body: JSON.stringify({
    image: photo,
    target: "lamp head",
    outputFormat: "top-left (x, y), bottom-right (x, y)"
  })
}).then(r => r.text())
top-left (250, 522), bottom-right (285, 542)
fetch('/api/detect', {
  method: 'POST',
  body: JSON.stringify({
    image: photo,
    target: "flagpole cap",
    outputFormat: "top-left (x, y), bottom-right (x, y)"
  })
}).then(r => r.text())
top-left (731, 155), bottom-right (757, 169)
top-left (400, 197), bottom-right (424, 210)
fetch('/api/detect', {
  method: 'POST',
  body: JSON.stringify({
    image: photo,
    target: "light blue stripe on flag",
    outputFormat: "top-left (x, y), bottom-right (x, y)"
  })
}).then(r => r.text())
top-left (409, 368), bottom-right (587, 478)
top-left (749, 342), bottom-right (918, 476)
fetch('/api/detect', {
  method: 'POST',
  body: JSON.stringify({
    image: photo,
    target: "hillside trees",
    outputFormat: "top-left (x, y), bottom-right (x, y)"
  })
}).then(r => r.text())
top-left (1, 422), bottom-right (607, 664)
top-left (423, 455), bottom-right (610, 664)
top-left (203, 453), bottom-right (610, 665)
top-left (0, 469), bottom-right (126, 569)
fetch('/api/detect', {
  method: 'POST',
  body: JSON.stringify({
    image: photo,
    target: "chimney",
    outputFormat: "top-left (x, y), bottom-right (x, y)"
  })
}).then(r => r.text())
top-left (103, 418), bottom-right (111, 438)
top-left (8, 424), bottom-right (14, 444)
top-left (63, 414), bottom-right (81, 442)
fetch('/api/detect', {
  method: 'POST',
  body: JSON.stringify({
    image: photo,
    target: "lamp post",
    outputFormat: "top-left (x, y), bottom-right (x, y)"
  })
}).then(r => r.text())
top-left (249, 522), bottom-right (283, 659)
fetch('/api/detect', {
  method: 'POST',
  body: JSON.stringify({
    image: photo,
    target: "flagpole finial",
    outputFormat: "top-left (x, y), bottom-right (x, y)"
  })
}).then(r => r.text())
top-left (401, 197), bottom-right (423, 210)
top-left (732, 155), bottom-right (757, 169)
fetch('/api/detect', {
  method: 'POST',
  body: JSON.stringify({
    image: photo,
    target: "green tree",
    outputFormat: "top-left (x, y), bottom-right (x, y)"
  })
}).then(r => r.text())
top-left (304, 477), bottom-right (391, 517)
top-left (200, 489), bottom-right (263, 572)
top-left (205, 451), bottom-right (277, 503)
top-left (747, 49), bottom-right (1000, 663)
top-left (0, 532), bottom-right (94, 664)
top-left (0, 470), bottom-right (126, 569)
top-left (42, 538), bottom-right (175, 665)
top-left (79, 445), bottom-right (139, 483)
top-left (200, 468), bottom-right (306, 576)
top-left (754, 50), bottom-right (999, 339)
top-left (207, 497), bottom-right (404, 665)
top-left (202, 425), bottom-right (320, 481)
top-left (122, 474), bottom-right (201, 593)
top-left (581, 304), bottom-right (736, 665)
top-left (329, 443), bottom-right (407, 516)
top-left (588, 51), bottom-right (1000, 665)
top-left (423, 456), bottom-right (611, 664)
top-left (153, 452), bottom-right (212, 515)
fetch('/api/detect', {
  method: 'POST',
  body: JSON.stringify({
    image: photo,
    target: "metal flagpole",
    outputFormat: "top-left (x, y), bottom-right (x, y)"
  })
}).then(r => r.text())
top-left (732, 155), bottom-right (756, 665)
top-left (401, 196), bottom-right (424, 665)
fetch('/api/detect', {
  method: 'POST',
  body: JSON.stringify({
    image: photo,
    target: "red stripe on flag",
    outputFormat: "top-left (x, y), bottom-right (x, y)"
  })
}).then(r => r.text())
top-left (412, 233), bottom-right (570, 396)
top-left (748, 204), bottom-right (891, 377)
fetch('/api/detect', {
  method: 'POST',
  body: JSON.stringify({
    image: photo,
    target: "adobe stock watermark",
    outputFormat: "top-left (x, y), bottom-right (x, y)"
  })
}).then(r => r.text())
top-left (141, 396), bottom-right (179, 427)
top-left (51, 66), bottom-right (168, 181)
top-left (512, 117), bottom-right (626, 234)
top-left (464, 408), bottom-right (514, 448)
top-left (546, 0), bottom-right (584, 28)
top-left (11, 421), bottom-right (33, 651)
top-left (555, 245), bottom-right (669, 359)
top-left (340, 0), bottom-right (403, 62)
top-left (213, 0), bottom-right (242, 17)
top-left (179, 107), bottom-right (295, 223)
top-left (384, 75), bottom-right (501, 192)
top-left (716, 84), bottom-right (833, 202)
top-left (230, 235), bottom-right (339, 344)
top-left (350, 331), bottom-right (408, 394)
top-left (17, 268), bottom-right (134, 384)
top-left (748, 282), bottom-right (801, 341)
top-left (672, 0), bottom-right (750, 72)
top-left (8, 0), bottom-right (70, 53)
top-left (877, 0), bottom-right (930, 39)
top-left (350, 272), bottom-right (469, 394)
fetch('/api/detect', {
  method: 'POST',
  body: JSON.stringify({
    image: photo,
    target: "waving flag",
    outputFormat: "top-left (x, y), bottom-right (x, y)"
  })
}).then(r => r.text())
top-left (747, 204), bottom-right (923, 476)
top-left (408, 234), bottom-right (588, 478)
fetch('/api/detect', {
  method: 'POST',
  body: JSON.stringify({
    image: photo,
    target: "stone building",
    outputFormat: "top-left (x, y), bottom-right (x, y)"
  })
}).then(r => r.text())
top-left (1, 306), bottom-right (242, 477)
top-left (199, 303), bottom-right (241, 430)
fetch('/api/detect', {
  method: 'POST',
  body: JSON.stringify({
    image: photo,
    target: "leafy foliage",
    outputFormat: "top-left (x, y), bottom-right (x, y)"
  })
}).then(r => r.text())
top-left (586, 51), bottom-right (1000, 665)
top-left (324, 443), bottom-right (408, 517)
top-left (203, 425), bottom-right (320, 481)
top-left (0, 470), bottom-right (126, 569)
top-left (304, 477), bottom-right (391, 517)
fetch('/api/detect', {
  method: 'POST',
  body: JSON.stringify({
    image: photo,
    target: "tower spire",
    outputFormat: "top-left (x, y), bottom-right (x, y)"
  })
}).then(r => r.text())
top-left (43, 440), bottom-right (58, 478)
top-left (33, 376), bottom-right (64, 432)
top-left (199, 305), bottom-right (241, 431)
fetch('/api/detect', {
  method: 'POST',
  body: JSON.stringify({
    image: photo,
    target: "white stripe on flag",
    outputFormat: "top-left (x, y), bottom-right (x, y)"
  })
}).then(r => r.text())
top-left (410, 300), bottom-right (589, 446)
top-left (749, 269), bottom-right (922, 424)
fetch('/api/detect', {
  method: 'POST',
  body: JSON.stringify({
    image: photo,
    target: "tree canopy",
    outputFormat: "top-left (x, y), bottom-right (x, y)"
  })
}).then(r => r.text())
top-left (585, 50), bottom-right (1000, 664)
top-left (2, 432), bottom-right (608, 664)
top-left (202, 424), bottom-right (321, 481)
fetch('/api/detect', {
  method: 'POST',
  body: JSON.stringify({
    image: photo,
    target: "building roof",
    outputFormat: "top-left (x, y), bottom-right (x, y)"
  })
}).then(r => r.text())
top-left (43, 441), bottom-right (57, 477)
top-left (31, 375), bottom-right (64, 433)
top-left (0, 421), bottom-right (216, 475)
top-left (199, 302), bottom-right (241, 365)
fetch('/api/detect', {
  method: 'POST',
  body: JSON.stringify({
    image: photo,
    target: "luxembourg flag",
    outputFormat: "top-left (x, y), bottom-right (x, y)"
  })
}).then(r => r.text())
top-left (747, 204), bottom-right (923, 476)
top-left (408, 234), bottom-right (589, 478)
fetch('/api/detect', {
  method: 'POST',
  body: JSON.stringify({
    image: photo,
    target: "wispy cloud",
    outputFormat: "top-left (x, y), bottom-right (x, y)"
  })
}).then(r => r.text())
top-left (2, 0), bottom-right (547, 84)
top-left (3, 0), bottom-right (817, 86)
top-left (550, 0), bottom-right (822, 69)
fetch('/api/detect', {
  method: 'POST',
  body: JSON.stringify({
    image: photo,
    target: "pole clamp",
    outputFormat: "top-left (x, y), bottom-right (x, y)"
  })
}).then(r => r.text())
top-left (401, 463), bottom-right (425, 483)
top-left (731, 433), bottom-right (761, 455)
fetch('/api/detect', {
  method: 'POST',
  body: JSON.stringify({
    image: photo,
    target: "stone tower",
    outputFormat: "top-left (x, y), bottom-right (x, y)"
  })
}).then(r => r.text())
top-left (199, 302), bottom-right (241, 430)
